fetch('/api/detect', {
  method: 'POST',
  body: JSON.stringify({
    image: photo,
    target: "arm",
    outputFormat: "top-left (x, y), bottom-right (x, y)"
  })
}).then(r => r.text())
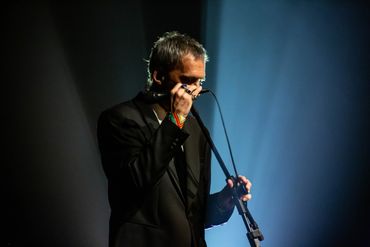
top-left (97, 107), bottom-right (189, 191)
top-left (205, 176), bottom-right (252, 228)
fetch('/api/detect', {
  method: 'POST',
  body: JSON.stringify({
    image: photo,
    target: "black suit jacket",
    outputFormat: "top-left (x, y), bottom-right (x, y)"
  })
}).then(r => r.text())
top-left (97, 93), bottom-right (233, 247)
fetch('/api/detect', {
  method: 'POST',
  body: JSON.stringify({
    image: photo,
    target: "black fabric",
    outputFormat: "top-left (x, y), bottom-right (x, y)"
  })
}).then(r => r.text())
top-left (174, 148), bottom-right (188, 203)
top-left (97, 92), bottom-right (234, 247)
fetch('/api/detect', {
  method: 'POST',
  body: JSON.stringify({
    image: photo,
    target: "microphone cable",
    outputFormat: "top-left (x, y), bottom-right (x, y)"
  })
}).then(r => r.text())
top-left (205, 89), bottom-right (240, 179)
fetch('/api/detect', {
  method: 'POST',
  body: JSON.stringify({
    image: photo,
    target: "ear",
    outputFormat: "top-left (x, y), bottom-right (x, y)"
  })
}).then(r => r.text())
top-left (152, 70), bottom-right (164, 85)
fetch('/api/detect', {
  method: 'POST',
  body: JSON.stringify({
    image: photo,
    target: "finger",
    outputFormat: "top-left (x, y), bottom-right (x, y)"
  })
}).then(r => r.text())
top-left (187, 84), bottom-right (202, 96)
top-left (238, 176), bottom-right (252, 187)
top-left (177, 85), bottom-right (196, 102)
top-left (238, 175), bottom-right (248, 182)
top-left (192, 85), bottom-right (203, 95)
top-left (242, 194), bottom-right (252, 202)
top-left (176, 91), bottom-right (192, 104)
top-left (227, 179), bottom-right (233, 188)
top-left (238, 176), bottom-right (252, 193)
top-left (192, 86), bottom-right (203, 100)
top-left (173, 85), bottom-right (191, 103)
top-left (180, 84), bottom-right (193, 95)
top-left (175, 87), bottom-right (187, 99)
top-left (171, 83), bottom-right (183, 95)
top-left (186, 84), bottom-right (199, 93)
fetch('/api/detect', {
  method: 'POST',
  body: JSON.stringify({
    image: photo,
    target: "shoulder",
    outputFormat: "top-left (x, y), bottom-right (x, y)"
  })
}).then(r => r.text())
top-left (99, 94), bottom-right (148, 124)
top-left (97, 100), bottom-right (135, 135)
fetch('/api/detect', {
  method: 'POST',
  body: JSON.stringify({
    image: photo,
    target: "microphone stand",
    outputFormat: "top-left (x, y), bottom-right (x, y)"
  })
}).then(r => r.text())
top-left (191, 106), bottom-right (264, 247)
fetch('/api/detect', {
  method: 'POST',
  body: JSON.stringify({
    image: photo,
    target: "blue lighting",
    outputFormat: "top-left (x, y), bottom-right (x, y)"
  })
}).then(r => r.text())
top-left (203, 1), bottom-right (369, 246)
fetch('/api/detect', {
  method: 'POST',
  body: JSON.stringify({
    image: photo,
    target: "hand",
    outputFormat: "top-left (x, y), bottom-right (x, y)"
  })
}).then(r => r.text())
top-left (227, 175), bottom-right (252, 202)
top-left (170, 83), bottom-right (202, 117)
top-left (218, 175), bottom-right (252, 211)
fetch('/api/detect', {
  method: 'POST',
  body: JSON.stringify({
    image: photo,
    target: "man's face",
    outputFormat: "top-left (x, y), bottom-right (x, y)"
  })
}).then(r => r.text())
top-left (166, 53), bottom-right (205, 90)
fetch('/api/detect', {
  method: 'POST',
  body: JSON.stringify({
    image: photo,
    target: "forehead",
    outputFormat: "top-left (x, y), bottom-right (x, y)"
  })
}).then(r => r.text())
top-left (176, 53), bottom-right (205, 78)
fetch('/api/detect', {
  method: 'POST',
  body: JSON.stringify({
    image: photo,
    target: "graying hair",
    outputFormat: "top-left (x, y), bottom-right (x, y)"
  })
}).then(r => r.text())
top-left (146, 31), bottom-right (208, 88)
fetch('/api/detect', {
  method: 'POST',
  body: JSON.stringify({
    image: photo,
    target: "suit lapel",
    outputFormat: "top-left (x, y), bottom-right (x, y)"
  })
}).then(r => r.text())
top-left (183, 119), bottom-right (201, 210)
top-left (133, 93), bottom-right (187, 205)
top-left (132, 93), bottom-right (159, 138)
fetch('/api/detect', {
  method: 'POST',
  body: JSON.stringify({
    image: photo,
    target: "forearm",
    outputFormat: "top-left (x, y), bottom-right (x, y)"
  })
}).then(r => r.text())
top-left (205, 188), bottom-right (235, 228)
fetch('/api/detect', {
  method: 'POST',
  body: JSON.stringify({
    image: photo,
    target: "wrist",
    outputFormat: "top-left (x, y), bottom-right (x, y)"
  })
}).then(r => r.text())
top-left (168, 112), bottom-right (187, 129)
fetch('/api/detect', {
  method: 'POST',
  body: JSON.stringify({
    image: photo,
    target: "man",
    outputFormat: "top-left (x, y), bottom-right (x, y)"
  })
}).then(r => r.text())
top-left (97, 31), bottom-right (252, 247)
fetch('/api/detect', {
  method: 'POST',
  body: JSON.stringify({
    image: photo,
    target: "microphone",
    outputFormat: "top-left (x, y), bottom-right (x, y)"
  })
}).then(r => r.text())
top-left (142, 89), bottom-right (210, 102)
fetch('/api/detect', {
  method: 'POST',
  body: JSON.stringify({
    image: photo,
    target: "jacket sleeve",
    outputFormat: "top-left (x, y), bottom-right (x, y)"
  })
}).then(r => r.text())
top-left (205, 191), bottom-right (235, 228)
top-left (97, 106), bottom-right (189, 199)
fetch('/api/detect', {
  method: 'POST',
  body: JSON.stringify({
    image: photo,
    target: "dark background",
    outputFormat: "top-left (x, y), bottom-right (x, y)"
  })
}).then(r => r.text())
top-left (4, 1), bottom-right (369, 246)
top-left (5, 1), bottom-right (205, 246)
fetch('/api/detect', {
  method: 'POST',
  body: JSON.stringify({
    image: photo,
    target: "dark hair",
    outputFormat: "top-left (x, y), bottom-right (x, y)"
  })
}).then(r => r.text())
top-left (146, 31), bottom-right (208, 87)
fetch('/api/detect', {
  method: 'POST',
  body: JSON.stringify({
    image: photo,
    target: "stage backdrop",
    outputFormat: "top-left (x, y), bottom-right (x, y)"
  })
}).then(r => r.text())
top-left (5, 1), bottom-right (369, 246)
top-left (5, 1), bottom-right (204, 246)
top-left (203, 1), bottom-right (369, 246)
